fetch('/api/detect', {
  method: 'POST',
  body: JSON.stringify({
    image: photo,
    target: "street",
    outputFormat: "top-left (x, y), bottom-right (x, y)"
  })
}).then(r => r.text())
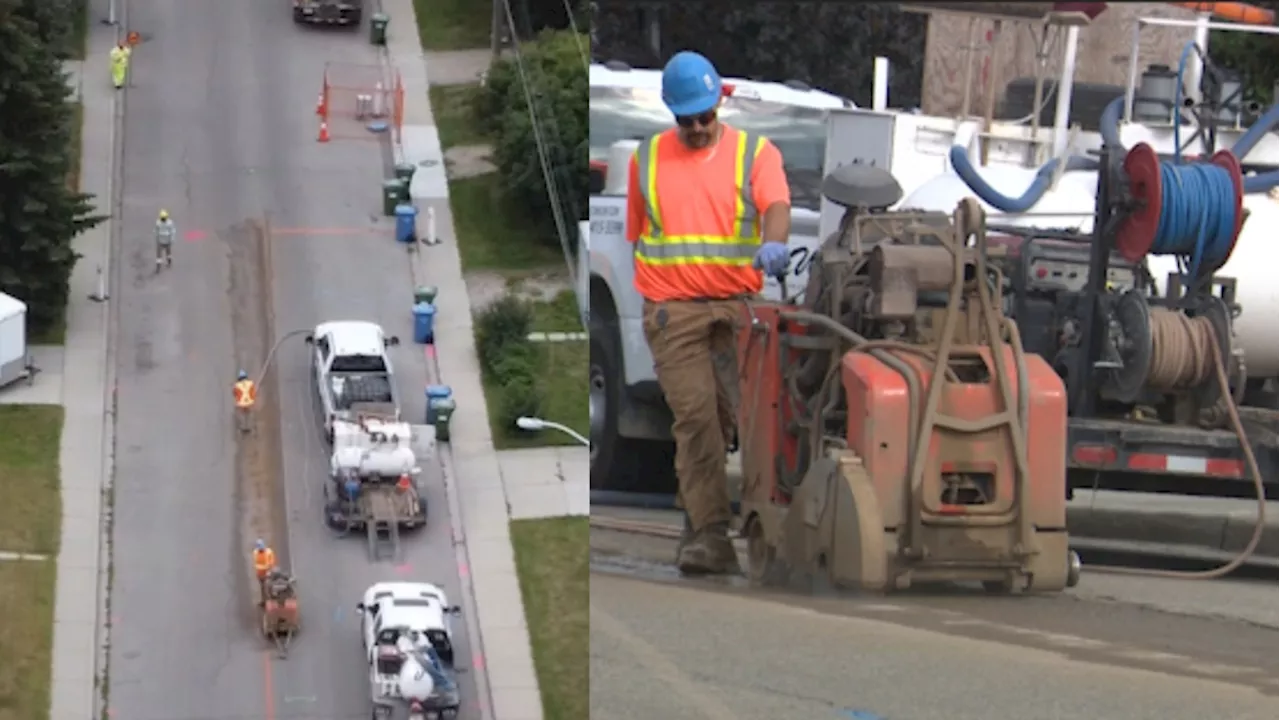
top-left (105, 1), bottom-right (481, 718)
top-left (590, 525), bottom-right (1279, 720)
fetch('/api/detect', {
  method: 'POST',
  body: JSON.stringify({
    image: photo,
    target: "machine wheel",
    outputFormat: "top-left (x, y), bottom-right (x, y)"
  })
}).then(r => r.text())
top-left (745, 519), bottom-right (789, 587)
top-left (292, 8), bottom-right (305, 23)
top-left (1066, 549), bottom-right (1082, 588)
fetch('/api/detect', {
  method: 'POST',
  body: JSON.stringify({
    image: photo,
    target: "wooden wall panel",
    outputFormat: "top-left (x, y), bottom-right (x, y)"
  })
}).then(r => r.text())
top-left (920, 3), bottom-right (1200, 116)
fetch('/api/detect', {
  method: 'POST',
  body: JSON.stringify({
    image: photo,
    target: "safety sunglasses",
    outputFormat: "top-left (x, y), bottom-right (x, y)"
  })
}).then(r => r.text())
top-left (675, 110), bottom-right (717, 128)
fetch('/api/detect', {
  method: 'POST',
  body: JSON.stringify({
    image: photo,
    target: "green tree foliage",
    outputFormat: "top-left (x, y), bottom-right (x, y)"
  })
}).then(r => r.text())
top-left (0, 0), bottom-right (104, 335)
top-left (510, 0), bottom-right (590, 39)
top-left (591, 1), bottom-right (928, 109)
top-left (1208, 0), bottom-right (1277, 105)
top-left (477, 29), bottom-right (588, 242)
top-left (14, 0), bottom-right (80, 60)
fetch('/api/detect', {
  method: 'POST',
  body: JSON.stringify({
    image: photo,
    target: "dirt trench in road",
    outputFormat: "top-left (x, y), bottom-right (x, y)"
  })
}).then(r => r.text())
top-left (226, 218), bottom-right (291, 626)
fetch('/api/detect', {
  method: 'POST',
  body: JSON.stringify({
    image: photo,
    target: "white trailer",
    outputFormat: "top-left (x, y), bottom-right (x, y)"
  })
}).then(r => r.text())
top-left (0, 292), bottom-right (30, 390)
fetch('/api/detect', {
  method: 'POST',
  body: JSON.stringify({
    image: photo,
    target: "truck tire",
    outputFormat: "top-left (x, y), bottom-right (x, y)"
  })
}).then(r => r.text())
top-left (589, 315), bottom-right (623, 488)
top-left (589, 312), bottom-right (678, 494)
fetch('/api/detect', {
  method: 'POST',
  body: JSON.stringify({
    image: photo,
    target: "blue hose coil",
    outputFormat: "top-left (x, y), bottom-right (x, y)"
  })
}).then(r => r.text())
top-left (1149, 160), bottom-right (1239, 279)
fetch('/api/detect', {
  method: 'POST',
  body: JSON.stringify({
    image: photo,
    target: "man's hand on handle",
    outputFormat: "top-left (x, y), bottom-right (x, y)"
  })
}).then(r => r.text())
top-left (753, 241), bottom-right (789, 278)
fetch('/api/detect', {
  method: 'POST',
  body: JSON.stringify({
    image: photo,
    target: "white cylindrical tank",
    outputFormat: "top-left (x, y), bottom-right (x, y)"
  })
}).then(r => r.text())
top-left (898, 168), bottom-right (1097, 233)
top-left (331, 446), bottom-right (417, 477)
top-left (1147, 192), bottom-right (1280, 379)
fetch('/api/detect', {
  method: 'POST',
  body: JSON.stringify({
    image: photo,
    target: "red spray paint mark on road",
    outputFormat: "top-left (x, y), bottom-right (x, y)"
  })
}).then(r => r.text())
top-left (184, 229), bottom-right (207, 242)
top-left (457, 561), bottom-right (469, 578)
top-left (393, 563), bottom-right (413, 576)
top-left (472, 653), bottom-right (485, 671)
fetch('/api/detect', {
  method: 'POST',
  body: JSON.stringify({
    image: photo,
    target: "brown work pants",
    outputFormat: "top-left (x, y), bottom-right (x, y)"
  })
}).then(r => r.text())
top-left (642, 299), bottom-right (740, 531)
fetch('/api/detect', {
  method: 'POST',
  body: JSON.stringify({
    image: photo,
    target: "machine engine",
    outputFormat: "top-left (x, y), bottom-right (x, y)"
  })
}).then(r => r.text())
top-left (735, 164), bottom-right (1079, 594)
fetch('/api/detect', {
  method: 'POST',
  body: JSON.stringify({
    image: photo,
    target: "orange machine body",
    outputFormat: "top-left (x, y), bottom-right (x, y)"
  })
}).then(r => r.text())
top-left (264, 597), bottom-right (300, 628)
top-left (842, 347), bottom-right (1068, 531)
top-left (736, 303), bottom-right (810, 506)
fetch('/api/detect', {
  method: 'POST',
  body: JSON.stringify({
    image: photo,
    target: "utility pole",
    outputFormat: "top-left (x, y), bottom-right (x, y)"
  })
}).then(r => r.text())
top-left (490, 0), bottom-right (504, 59)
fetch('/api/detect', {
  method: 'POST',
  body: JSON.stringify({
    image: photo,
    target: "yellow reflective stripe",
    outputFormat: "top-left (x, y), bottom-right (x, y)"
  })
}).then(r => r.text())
top-left (636, 256), bottom-right (755, 267)
top-left (635, 237), bottom-right (758, 263)
top-left (637, 135), bottom-right (664, 238)
top-left (736, 133), bottom-right (764, 238)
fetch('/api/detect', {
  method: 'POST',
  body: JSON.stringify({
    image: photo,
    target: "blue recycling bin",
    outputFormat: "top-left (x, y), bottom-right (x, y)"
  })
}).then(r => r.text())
top-left (395, 204), bottom-right (418, 244)
top-left (425, 385), bottom-right (453, 424)
top-left (412, 302), bottom-right (437, 344)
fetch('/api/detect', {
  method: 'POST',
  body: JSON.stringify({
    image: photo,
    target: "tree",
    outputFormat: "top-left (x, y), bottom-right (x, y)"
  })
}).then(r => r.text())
top-left (591, 2), bottom-right (929, 109)
top-left (0, 0), bottom-right (105, 335)
top-left (1208, 0), bottom-right (1278, 106)
top-left (478, 29), bottom-right (588, 243)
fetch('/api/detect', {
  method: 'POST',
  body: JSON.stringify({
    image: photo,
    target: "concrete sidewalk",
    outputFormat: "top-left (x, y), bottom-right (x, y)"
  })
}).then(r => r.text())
top-left (378, 5), bottom-right (545, 719)
top-left (47, 8), bottom-right (121, 720)
top-left (498, 447), bottom-right (590, 520)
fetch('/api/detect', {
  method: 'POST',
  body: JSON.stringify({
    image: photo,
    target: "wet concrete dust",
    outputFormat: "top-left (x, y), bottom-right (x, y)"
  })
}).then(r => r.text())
top-left (591, 527), bottom-right (1280, 696)
top-left (226, 218), bottom-right (291, 626)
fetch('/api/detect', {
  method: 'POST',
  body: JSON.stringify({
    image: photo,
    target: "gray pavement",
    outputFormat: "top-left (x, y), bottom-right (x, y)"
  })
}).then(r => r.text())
top-left (590, 569), bottom-right (1278, 720)
top-left (384, 6), bottom-right (546, 718)
top-left (46, 26), bottom-right (115, 720)
top-left (97, 2), bottom-right (511, 720)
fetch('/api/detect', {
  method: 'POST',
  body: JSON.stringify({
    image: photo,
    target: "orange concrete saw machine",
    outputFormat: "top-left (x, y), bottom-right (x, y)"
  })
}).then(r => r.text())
top-left (734, 165), bottom-right (1080, 594)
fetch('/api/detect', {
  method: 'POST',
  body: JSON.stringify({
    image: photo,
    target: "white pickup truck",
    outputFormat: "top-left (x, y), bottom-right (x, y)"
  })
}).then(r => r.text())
top-left (587, 62), bottom-right (851, 491)
top-left (306, 320), bottom-right (402, 444)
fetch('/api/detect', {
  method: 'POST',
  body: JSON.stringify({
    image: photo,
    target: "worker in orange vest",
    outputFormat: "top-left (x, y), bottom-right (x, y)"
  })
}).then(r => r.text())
top-left (252, 539), bottom-right (276, 596)
top-left (233, 369), bottom-right (256, 433)
top-left (626, 51), bottom-right (792, 576)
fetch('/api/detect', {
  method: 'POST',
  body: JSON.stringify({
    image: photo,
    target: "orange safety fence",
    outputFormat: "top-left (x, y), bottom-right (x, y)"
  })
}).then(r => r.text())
top-left (319, 62), bottom-right (405, 143)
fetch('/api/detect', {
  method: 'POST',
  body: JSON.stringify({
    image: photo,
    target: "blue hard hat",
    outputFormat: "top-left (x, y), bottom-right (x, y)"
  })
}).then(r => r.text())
top-left (238, 370), bottom-right (248, 380)
top-left (661, 51), bottom-right (722, 118)
top-left (255, 539), bottom-right (265, 550)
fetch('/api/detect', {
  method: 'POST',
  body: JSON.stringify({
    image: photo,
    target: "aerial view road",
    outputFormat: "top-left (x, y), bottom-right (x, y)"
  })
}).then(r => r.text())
top-left (590, 525), bottom-right (1279, 720)
top-left (106, 1), bottom-right (480, 718)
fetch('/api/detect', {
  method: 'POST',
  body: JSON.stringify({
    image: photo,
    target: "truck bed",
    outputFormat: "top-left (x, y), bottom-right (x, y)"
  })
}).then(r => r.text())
top-left (330, 373), bottom-right (395, 411)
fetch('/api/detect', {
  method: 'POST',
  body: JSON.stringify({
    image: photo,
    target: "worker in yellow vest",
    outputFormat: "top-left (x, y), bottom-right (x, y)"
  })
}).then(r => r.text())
top-left (109, 41), bottom-right (131, 90)
top-left (233, 370), bottom-right (256, 433)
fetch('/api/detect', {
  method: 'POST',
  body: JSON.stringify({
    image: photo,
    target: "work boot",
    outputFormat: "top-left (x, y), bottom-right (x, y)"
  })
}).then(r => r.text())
top-left (677, 522), bottom-right (741, 576)
top-left (674, 513), bottom-right (694, 561)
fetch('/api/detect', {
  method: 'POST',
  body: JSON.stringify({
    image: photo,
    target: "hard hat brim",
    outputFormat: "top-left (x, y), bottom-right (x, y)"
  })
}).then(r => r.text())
top-left (665, 95), bottom-right (719, 119)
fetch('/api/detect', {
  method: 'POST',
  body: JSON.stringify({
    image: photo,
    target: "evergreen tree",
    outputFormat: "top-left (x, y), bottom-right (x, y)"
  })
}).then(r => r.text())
top-left (0, 0), bottom-right (104, 335)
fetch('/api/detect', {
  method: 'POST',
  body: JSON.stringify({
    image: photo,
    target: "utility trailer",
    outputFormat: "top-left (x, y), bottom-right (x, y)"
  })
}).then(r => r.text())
top-left (323, 417), bottom-right (432, 561)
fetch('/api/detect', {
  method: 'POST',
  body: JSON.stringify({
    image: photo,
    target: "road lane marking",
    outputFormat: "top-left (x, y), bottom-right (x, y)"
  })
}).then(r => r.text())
top-left (270, 226), bottom-right (386, 237)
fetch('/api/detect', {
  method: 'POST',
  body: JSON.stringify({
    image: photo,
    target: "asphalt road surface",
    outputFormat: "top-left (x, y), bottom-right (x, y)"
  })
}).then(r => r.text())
top-left (107, 2), bottom-right (478, 719)
top-left (590, 529), bottom-right (1279, 720)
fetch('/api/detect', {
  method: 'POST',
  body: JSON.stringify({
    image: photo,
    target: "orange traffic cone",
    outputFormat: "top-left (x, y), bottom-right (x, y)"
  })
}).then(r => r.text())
top-left (315, 92), bottom-right (324, 116)
top-left (317, 121), bottom-right (330, 143)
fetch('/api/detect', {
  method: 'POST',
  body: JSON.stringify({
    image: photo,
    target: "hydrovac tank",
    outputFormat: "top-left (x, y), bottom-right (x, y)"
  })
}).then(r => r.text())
top-left (899, 169), bottom-right (1278, 379)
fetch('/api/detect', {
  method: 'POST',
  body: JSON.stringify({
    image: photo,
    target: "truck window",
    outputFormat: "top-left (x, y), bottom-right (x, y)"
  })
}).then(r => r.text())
top-left (588, 85), bottom-right (829, 210)
top-left (330, 354), bottom-right (388, 373)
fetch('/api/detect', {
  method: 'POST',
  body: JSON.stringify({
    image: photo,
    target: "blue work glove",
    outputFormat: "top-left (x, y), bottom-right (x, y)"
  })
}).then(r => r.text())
top-left (753, 241), bottom-right (790, 277)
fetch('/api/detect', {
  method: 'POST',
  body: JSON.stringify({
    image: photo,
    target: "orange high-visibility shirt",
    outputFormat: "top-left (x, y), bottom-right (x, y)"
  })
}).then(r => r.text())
top-left (234, 380), bottom-right (257, 408)
top-left (626, 124), bottom-right (790, 302)
top-left (253, 548), bottom-right (275, 575)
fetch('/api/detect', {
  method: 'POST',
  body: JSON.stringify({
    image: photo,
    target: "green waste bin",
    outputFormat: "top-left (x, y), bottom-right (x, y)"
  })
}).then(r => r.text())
top-left (382, 179), bottom-right (405, 216)
top-left (394, 163), bottom-right (416, 196)
top-left (369, 13), bottom-right (390, 46)
top-left (430, 397), bottom-right (456, 442)
top-left (414, 285), bottom-right (439, 305)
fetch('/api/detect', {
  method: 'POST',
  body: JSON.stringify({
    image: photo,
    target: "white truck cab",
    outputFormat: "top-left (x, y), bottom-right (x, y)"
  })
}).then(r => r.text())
top-left (587, 61), bottom-right (852, 490)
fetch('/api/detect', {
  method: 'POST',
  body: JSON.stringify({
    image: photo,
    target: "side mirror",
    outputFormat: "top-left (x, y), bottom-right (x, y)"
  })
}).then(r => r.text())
top-left (386, 336), bottom-right (400, 347)
top-left (304, 335), bottom-right (315, 345)
top-left (355, 602), bottom-right (366, 612)
top-left (446, 605), bottom-right (461, 615)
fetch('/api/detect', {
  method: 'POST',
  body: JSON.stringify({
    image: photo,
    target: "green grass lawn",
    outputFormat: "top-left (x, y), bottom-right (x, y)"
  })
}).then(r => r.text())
top-left (429, 83), bottom-right (488, 149)
top-left (483, 338), bottom-right (587, 449)
top-left (450, 174), bottom-right (565, 273)
top-left (509, 516), bottom-right (588, 720)
top-left (530, 289), bottom-right (583, 334)
top-left (0, 560), bottom-right (57, 720)
top-left (411, 0), bottom-right (491, 50)
top-left (0, 406), bottom-right (64, 555)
